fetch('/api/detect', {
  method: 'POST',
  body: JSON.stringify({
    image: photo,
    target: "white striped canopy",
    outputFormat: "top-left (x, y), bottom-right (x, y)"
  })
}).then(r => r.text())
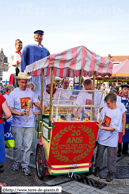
top-left (25, 45), bottom-right (113, 78)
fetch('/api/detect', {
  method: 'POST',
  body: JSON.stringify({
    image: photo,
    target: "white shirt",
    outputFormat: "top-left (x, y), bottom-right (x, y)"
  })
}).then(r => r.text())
top-left (34, 41), bottom-right (43, 48)
top-left (98, 106), bottom-right (121, 147)
top-left (76, 90), bottom-right (105, 118)
top-left (43, 88), bottom-right (71, 107)
top-left (59, 89), bottom-right (72, 105)
top-left (8, 88), bottom-right (39, 127)
top-left (8, 53), bottom-right (21, 74)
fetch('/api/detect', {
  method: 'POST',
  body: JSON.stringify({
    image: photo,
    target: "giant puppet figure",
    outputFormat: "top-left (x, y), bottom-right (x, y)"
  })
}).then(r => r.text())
top-left (8, 39), bottom-right (23, 85)
top-left (21, 30), bottom-right (50, 98)
top-left (8, 39), bottom-right (22, 74)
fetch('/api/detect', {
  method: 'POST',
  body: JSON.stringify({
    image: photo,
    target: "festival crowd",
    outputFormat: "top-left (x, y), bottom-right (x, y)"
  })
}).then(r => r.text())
top-left (0, 29), bottom-right (129, 187)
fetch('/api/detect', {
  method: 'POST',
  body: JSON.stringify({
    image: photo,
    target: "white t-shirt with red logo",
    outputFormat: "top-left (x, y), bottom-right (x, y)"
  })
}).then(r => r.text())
top-left (76, 90), bottom-right (105, 118)
top-left (97, 106), bottom-right (121, 147)
top-left (8, 88), bottom-right (39, 127)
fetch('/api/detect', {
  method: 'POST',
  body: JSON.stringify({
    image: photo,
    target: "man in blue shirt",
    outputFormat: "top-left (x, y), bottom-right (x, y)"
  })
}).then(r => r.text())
top-left (21, 30), bottom-right (50, 98)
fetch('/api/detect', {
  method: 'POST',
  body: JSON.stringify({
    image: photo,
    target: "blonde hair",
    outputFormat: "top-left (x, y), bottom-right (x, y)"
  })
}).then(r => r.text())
top-left (27, 82), bottom-right (35, 89)
top-left (6, 85), bottom-right (14, 92)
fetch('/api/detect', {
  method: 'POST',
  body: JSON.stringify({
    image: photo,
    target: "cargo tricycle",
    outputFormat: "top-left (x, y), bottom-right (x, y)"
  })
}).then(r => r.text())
top-left (25, 45), bottom-right (113, 179)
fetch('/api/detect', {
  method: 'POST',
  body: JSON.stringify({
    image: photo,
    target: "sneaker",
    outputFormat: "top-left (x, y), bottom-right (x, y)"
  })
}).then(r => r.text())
top-left (106, 171), bottom-right (113, 182)
top-left (94, 167), bottom-right (100, 177)
top-left (21, 166), bottom-right (32, 176)
top-left (12, 162), bottom-right (20, 171)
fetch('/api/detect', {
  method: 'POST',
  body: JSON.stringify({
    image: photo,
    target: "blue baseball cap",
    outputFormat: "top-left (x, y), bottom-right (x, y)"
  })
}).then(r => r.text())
top-left (34, 30), bottom-right (44, 35)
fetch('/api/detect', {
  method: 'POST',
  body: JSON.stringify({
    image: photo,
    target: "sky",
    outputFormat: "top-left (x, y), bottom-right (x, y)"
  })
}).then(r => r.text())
top-left (0, 0), bottom-right (129, 58)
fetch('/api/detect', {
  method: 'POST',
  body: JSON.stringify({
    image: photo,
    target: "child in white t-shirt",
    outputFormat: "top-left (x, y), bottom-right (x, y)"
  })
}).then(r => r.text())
top-left (94, 93), bottom-right (121, 182)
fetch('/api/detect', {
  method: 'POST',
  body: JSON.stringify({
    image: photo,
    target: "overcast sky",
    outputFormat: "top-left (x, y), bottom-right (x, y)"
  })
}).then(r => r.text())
top-left (0, 0), bottom-right (129, 57)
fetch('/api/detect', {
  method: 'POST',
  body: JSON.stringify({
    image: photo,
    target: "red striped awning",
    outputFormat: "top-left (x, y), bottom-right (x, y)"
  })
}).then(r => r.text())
top-left (25, 45), bottom-right (113, 78)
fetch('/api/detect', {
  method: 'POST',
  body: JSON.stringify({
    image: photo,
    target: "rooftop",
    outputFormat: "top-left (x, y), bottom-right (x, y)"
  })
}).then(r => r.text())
top-left (105, 54), bottom-right (129, 63)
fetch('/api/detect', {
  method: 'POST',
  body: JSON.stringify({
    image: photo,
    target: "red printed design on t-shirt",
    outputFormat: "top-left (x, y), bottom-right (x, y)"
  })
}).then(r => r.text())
top-left (20, 97), bottom-right (31, 109)
top-left (102, 115), bottom-right (111, 127)
top-left (85, 99), bottom-right (92, 109)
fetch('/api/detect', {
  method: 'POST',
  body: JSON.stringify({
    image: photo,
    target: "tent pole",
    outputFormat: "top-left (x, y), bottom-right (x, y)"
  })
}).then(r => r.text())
top-left (39, 68), bottom-right (44, 138)
top-left (79, 70), bottom-right (81, 90)
top-left (91, 72), bottom-right (96, 121)
top-left (49, 67), bottom-right (54, 126)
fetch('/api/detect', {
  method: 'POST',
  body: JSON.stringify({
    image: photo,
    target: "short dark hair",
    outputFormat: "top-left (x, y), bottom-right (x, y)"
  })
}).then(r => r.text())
top-left (83, 79), bottom-right (92, 86)
top-left (104, 93), bottom-right (116, 102)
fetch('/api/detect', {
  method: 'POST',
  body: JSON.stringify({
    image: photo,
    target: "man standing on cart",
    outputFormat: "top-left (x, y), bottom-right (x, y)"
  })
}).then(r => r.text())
top-left (75, 78), bottom-right (105, 119)
top-left (21, 30), bottom-right (50, 98)
top-left (44, 75), bottom-right (75, 107)
top-left (60, 78), bottom-right (73, 105)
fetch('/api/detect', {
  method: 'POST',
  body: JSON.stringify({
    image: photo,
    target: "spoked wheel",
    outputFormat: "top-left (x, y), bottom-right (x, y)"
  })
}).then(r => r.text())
top-left (36, 145), bottom-right (46, 180)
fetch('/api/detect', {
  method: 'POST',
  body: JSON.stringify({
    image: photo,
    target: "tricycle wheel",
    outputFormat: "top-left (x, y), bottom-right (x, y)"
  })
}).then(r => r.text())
top-left (36, 145), bottom-right (46, 180)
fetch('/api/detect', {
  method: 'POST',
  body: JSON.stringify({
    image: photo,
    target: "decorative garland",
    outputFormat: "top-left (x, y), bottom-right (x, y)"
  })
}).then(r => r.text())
top-left (51, 125), bottom-right (95, 163)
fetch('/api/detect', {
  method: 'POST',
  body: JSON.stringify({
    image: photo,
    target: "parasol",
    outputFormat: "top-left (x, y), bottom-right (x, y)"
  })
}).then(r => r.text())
top-left (25, 45), bottom-right (113, 78)
top-left (112, 59), bottom-right (129, 77)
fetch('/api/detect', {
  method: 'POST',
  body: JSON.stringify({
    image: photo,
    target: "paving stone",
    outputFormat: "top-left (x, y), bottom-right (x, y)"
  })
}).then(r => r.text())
top-left (63, 185), bottom-right (72, 191)
top-left (75, 187), bottom-right (87, 193)
top-left (119, 179), bottom-right (126, 185)
top-left (125, 179), bottom-right (129, 185)
top-left (81, 192), bottom-right (90, 194)
top-left (112, 179), bottom-right (120, 185)
top-left (45, 177), bottom-right (70, 185)
top-left (95, 188), bottom-right (104, 193)
top-left (100, 191), bottom-right (110, 194)
top-left (66, 181), bottom-right (78, 186)
top-left (86, 187), bottom-right (96, 193)
top-left (74, 182), bottom-right (90, 188)
top-left (67, 190), bottom-right (79, 194)
top-left (91, 191), bottom-right (99, 194)
top-left (70, 185), bottom-right (82, 191)
top-left (61, 182), bottom-right (71, 187)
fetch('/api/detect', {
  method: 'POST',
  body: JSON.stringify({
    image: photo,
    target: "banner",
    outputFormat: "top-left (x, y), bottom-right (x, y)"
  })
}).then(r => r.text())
top-left (48, 122), bottom-right (98, 165)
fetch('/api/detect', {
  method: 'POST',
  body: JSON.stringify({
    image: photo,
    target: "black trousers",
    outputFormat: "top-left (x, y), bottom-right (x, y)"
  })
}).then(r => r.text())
top-left (118, 142), bottom-right (128, 153)
top-left (123, 142), bottom-right (128, 153)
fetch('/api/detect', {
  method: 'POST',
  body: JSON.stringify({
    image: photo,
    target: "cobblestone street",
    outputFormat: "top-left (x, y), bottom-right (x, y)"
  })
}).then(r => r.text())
top-left (0, 133), bottom-right (129, 194)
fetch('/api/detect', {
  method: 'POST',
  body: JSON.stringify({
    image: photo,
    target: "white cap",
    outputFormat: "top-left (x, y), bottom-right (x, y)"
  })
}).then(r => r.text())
top-left (46, 74), bottom-right (55, 85)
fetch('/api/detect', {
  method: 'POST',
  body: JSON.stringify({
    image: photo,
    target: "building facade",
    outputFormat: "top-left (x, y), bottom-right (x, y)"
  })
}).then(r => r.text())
top-left (0, 48), bottom-right (8, 82)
